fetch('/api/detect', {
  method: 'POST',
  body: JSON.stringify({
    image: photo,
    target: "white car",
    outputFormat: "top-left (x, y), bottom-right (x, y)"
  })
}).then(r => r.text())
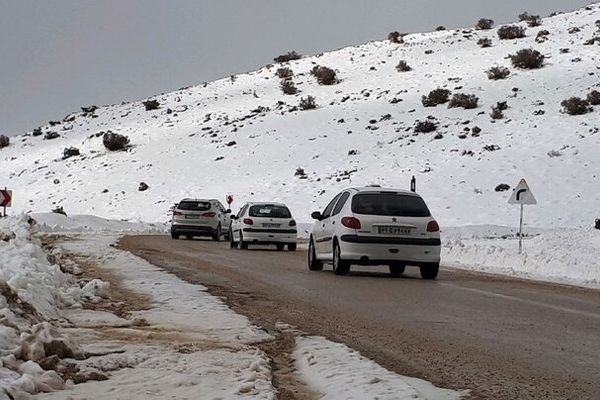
top-left (308, 187), bottom-right (441, 279)
top-left (229, 202), bottom-right (298, 250)
top-left (171, 198), bottom-right (231, 240)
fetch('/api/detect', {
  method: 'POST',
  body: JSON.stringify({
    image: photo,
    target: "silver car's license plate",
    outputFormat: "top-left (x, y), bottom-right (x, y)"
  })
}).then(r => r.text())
top-left (185, 215), bottom-right (201, 219)
top-left (262, 223), bottom-right (281, 228)
top-left (378, 226), bottom-right (412, 235)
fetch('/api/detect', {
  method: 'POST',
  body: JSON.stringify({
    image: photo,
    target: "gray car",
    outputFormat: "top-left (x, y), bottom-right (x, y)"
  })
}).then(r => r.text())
top-left (171, 198), bottom-right (231, 240)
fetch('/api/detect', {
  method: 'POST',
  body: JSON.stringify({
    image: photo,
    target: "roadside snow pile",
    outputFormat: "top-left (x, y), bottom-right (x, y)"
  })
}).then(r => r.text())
top-left (31, 213), bottom-right (166, 234)
top-left (442, 226), bottom-right (600, 287)
top-left (295, 336), bottom-right (465, 400)
top-left (0, 215), bottom-right (108, 397)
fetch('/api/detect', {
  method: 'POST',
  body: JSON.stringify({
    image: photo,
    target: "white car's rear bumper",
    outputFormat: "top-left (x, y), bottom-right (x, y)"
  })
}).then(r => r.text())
top-left (242, 228), bottom-right (297, 244)
top-left (339, 235), bottom-right (440, 264)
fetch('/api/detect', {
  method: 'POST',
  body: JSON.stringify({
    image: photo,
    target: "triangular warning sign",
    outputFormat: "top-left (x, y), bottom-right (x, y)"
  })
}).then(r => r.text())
top-left (508, 179), bottom-right (537, 205)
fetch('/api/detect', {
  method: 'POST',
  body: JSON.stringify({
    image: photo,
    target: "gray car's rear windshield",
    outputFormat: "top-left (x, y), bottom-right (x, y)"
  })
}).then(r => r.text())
top-left (351, 193), bottom-right (431, 217)
top-left (178, 201), bottom-right (211, 211)
top-left (249, 205), bottom-right (291, 218)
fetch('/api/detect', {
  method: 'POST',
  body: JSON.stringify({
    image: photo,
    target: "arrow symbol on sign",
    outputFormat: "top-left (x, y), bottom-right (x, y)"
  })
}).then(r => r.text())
top-left (516, 189), bottom-right (527, 201)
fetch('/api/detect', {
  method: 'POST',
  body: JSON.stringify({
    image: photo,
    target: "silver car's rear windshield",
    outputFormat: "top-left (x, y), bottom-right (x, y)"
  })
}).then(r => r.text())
top-left (351, 193), bottom-right (431, 217)
top-left (178, 201), bottom-right (211, 211)
top-left (249, 205), bottom-right (291, 218)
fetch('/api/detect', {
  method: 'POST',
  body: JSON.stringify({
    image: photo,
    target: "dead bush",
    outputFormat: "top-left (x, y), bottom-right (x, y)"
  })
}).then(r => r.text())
top-left (486, 66), bottom-right (510, 80)
top-left (498, 25), bottom-right (526, 40)
top-left (510, 48), bottom-right (544, 69)
top-left (477, 38), bottom-right (492, 48)
top-left (274, 51), bottom-right (301, 63)
top-left (388, 31), bottom-right (403, 43)
top-left (103, 131), bottom-right (130, 151)
top-left (587, 90), bottom-right (600, 105)
top-left (535, 30), bottom-right (550, 43)
top-left (422, 88), bottom-right (451, 107)
top-left (299, 96), bottom-right (317, 110)
top-left (142, 99), bottom-right (160, 111)
top-left (276, 67), bottom-right (293, 79)
top-left (44, 131), bottom-right (60, 140)
top-left (310, 66), bottom-right (338, 85)
top-left (281, 80), bottom-right (298, 95)
top-left (519, 12), bottom-right (541, 27)
top-left (561, 97), bottom-right (591, 115)
top-left (414, 120), bottom-right (437, 133)
top-left (62, 147), bottom-right (80, 159)
top-left (0, 135), bottom-right (9, 149)
top-left (448, 93), bottom-right (479, 109)
top-left (476, 18), bottom-right (494, 30)
top-left (396, 60), bottom-right (412, 72)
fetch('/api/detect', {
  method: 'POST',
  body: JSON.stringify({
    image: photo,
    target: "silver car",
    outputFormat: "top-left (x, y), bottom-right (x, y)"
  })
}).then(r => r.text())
top-left (171, 198), bottom-right (231, 241)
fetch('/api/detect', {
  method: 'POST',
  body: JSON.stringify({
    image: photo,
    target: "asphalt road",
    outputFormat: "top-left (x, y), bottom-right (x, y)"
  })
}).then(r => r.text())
top-left (119, 235), bottom-right (600, 400)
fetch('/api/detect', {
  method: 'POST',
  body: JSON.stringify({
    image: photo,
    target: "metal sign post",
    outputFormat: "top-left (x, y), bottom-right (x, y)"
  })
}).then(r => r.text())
top-left (508, 179), bottom-right (537, 254)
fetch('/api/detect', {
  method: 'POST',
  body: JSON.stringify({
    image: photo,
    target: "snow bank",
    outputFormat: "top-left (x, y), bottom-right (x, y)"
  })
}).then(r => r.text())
top-left (0, 215), bottom-right (108, 397)
top-left (294, 336), bottom-right (465, 400)
top-left (442, 226), bottom-right (600, 287)
top-left (31, 213), bottom-right (167, 233)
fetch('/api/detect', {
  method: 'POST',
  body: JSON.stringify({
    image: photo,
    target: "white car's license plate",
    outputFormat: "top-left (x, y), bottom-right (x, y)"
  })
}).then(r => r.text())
top-left (378, 226), bottom-right (412, 235)
top-left (185, 215), bottom-right (201, 219)
top-left (262, 223), bottom-right (281, 228)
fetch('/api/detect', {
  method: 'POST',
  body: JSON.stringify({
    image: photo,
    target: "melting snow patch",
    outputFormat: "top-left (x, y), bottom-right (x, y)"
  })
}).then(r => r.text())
top-left (294, 336), bottom-right (465, 400)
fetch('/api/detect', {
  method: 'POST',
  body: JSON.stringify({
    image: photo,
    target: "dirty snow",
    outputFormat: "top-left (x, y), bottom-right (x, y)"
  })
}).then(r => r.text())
top-left (295, 336), bottom-right (466, 400)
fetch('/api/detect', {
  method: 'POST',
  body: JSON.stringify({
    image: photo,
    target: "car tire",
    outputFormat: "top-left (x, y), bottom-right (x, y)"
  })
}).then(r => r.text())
top-left (186, 235), bottom-right (194, 240)
top-left (171, 233), bottom-right (180, 240)
top-left (420, 263), bottom-right (440, 280)
top-left (332, 240), bottom-right (350, 276)
top-left (308, 238), bottom-right (323, 271)
top-left (389, 263), bottom-right (406, 277)
top-left (239, 233), bottom-right (248, 250)
top-left (276, 244), bottom-right (285, 251)
top-left (229, 230), bottom-right (237, 248)
top-left (287, 243), bottom-right (297, 252)
top-left (213, 224), bottom-right (222, 242)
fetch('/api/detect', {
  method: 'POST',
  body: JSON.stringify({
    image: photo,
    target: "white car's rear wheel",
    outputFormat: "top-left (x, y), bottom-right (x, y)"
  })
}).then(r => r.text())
top-left (239, 233), bottom-right (248, 250)
top-left (389, 263), bottom-right (406, 277)
top-left (332, 240), bottom-right (350, 276)
top-left (287, 243), bottom-right (297, 251)
top-left (420, 263), bottom-right (439, 280)
top-left (212, 224), bottom-right (222, 242)
top-left (229, 230), bottom-right (237, 248)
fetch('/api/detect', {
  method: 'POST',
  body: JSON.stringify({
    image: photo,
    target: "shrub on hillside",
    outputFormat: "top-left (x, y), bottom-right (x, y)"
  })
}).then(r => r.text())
top-left (477, 38), bottom-right (492, 48)
top-left (476, 18), bottom-right (494, 30)
top-left (435, 26), bottom-right (446, 31)
top-left (498, 25), bottom-right (526, 39)
top-left (0, 135), bottom-right (9, 149)
top-left (421, 88), bottom-right (451, 107)
top-left (561, 97), bottom-right (591, 115)
top-left (490, 102), bottom-right (506, 119)
top-left (281, 80), bottom-right (298, 95)
top-left (32, 127), bottom-right (43, 137)
top-left (103, 131), bottom-right (130, 151)
top-left (510, 48), bottom-right (544, 69)
top-left (414, 120), bottom-right (437, 133)
top-left (587, 90), bottom-right (600, 105)
top-left (396, 60), bottom-right (412, 72)
top-left (388, 31), bottom-right (403, 43)
top-left (535, 30), bottom-right (550, 43)
top-left (519, 12), bottom-right (541, 27)
top-left (486, 66), bottom-right (510, 80)
top-left (276, 67), bottom-right (294, 79)
top-left (274, 51), bottom-right (301, 63)
top-left (44, 131), bottom-right (60, 140)
top-left (448, 93), bottom-right (479, 109)
top-left (310, 66), bottom-right (338, 85)
top-left (299, 96), bottom-right (317, 110)
top-left (142, 99), bottom-right (160, 111)
top-left (62, 147), bottom-right (80, 159)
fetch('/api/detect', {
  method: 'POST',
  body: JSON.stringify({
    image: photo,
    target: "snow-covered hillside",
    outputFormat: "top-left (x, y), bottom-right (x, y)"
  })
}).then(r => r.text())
top-left (2, 4), bottom-right (599, 228)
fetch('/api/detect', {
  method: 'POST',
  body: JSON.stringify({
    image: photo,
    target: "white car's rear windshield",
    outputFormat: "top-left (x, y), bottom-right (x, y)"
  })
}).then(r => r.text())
top-left (249, 205), bottom-right (291, 218)
top-left (351, 193), bottom-right (431, 217)
top-left (178, 201), bottom-right (211, 211)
